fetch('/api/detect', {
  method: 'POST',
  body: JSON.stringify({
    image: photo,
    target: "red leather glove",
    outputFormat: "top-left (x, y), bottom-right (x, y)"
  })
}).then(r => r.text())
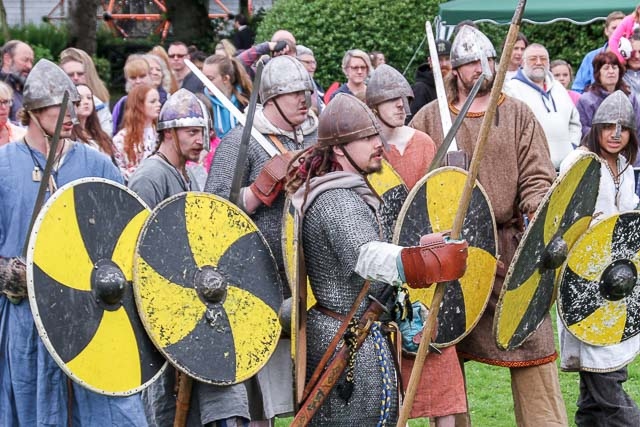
top-left (249, 152), bottom-right (294, 207)
top-left (400, 232), bottom-right (468, 289)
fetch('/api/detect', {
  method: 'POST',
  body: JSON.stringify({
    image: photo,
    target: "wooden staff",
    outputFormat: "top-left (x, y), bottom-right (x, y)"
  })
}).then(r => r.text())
top-left (396, 2), bottom-right (528, 425)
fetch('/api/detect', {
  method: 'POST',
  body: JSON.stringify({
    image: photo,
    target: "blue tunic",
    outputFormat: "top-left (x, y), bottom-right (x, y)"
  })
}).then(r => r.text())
top-left (0, 141), bottom-right (148, 426)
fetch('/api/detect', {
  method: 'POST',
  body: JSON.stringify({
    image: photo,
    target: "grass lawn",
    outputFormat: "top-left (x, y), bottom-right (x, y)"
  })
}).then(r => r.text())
top-left (276, 305), bottom-right (640, 426)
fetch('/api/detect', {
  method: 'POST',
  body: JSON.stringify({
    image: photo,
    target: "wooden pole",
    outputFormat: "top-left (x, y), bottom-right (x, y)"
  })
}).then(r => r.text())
top-left (396, 2), bottom-right (527, 425)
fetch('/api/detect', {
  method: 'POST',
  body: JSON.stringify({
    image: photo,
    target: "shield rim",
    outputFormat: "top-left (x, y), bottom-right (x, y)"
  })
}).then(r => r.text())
top-left (133, 191), bottom-right (282, 385)
top-left (494, 152), bottom-right (600, 350)
top-left (26, 177), bottom-right (167, 397)
top-left (392, 166), bottom-right (498, 347)
top-left (557, 211), bottom-right (640, 346)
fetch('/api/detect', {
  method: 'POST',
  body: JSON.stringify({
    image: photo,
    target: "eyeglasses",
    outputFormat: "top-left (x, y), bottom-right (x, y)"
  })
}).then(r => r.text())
top-left (0, 99), bottom-right (12, 107)
top-left (168, 53), bottom-right (187, 59)
top-left (349, 65), bottom-right (368, 72)
top-left (300, 59), bottom-right (317, 66)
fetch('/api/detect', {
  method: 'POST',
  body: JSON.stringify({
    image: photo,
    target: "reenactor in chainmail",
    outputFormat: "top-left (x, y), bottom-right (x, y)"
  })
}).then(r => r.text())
top-left (286, 93), bottom-right (469, 426)
top-left (203, 55), bottom-right (318, 425)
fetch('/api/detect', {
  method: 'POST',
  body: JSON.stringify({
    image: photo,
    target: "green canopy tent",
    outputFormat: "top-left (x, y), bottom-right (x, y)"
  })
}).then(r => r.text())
top-left (438, 0), bottom-right (636, 26)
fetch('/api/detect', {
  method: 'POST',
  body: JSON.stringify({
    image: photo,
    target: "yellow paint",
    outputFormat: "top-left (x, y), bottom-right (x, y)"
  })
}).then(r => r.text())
top-left (135, 257), bottom-right (204, 347)
top-left (66, 308), bottom-right (141, 393)
top-left (496, 269), bottom-right (541, 348)
top-left (367, 159), bottom-right (405, 196)
top-left (567, 216), bottom-right (616, 281)
top-left (545, 156), bottom-right (591, 243)
top-left (112, 210), bottom-right (149, 281)
top-left (33, 187), bottom-right (94, 291)
top-left (426, 169), bottom-right (466, 231)
top-left (569, 300), bottom-right (626, 345)
top-left (554, 216), bottom-right (592, 286)
top-left (225, 286), bottom-right (281, 381)
top-left (184, 194), bottom-right (254, 267)
top-left (461, 247), bottom-right (497, 329)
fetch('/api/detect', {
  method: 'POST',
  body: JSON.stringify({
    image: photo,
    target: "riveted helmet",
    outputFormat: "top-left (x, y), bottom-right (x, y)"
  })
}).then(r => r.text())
top-left (23, 59), bottom-right (80, 111)
top-left (365, 64), bottom-right (413, 113)
top-left (259, 56), bottom-right (313, 104)
top-left (318, 93), bottom-right (381, 146)
top-left (158, 89), bottom-right (211, 149)
top-left (593, 90), bottom-right (636, 131)
top-left (450, 26), bottom-right (496, 69)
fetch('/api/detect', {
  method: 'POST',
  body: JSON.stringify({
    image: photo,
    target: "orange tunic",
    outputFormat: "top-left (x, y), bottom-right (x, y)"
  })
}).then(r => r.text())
top-left (384, 129), bottom-right (467, 418)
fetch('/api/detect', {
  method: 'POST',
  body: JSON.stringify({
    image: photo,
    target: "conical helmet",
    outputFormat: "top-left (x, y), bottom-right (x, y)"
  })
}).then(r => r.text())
top-left (365, 64), bottom-right (413, 113)
top-left (318, 93), bottom-right (380, 146)
top-left (259, 56), bottom-right (313, 104)
top-left (157, 89), bottom-right (208, 131)
top-left (22, 59), bottom-right (80, 111)
top-left (450, 26), bottom-right (496, 69)
top-left (593, 90), bottom-right (636, 130)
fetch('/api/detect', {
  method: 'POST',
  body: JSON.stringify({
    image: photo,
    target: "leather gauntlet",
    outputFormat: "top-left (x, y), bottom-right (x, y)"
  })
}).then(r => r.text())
top-left (249, 152), bottom-right (293, 207)
top-left (400, 233), bottom-right (468, 288)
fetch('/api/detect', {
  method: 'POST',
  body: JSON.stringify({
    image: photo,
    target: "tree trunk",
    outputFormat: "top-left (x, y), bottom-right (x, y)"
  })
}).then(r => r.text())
top-left (68, 0), bottom-right (99, 55)
top-left (0, 0), bottom-right (9, 40)
top-left (165, 0), bottom-right (213, 50)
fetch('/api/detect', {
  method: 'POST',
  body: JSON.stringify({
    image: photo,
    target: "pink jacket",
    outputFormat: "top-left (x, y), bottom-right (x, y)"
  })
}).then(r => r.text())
top-left (609, 14), bottom-right (637, 64)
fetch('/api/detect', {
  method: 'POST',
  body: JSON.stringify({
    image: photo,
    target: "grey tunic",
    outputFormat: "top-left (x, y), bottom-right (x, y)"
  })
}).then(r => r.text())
top-left (303, 188), bottom-right (398, 426)
top-left (128, 156), bottom-right (200, 208)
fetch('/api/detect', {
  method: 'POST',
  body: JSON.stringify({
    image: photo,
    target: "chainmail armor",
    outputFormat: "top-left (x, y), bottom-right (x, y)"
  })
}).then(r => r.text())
top-left (302, 188), bottom-right (398, 426)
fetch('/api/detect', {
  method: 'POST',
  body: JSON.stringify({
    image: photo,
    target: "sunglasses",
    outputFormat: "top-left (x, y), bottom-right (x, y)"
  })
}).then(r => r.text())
top-left (169, 53), bottom-right (187, 59)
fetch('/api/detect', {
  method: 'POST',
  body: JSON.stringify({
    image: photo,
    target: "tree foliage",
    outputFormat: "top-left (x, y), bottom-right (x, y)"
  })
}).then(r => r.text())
top-left (256, 0), bottom-right (442, 87)
top-left (257, 0), bottom-right (609, 87)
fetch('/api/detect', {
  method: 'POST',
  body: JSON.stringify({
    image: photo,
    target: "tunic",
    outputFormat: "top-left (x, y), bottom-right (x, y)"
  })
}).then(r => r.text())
top-left (0, 141), bottom-right (146, 426)
top-left (384, 129), bottom-right (466, 418)
top-left (410, 96), bottom-right (558, 365)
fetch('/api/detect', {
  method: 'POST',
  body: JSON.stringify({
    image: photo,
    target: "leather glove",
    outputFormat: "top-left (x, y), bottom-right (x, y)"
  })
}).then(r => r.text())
top-left (400, 232), bottom-right (468, 289)
top-left (249, 152), bottom-right (294, 207)
top-left (0, 257), bottom-right (27, 299)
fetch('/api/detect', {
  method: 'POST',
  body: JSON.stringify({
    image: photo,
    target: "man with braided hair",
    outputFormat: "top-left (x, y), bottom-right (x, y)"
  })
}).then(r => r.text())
top-left (0, 59), bottom-right (146, 425)
top-left (366, 63), bottom-right (467, 425)
top-left (286, 93), bottom-right (468, 426)
top-left (204, 55), bottom-right (318, 425)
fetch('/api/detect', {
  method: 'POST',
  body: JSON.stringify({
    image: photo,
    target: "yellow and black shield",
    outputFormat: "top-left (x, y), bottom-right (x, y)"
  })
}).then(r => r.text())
top-left (134, 192), bottom-right (282, 385)
top-left (393, 167), bottom-right (498, 346)
top-left (558, 212), bottom-right (640, 346)
top-left (26, 178), bottom-right (165, 396)
top-left (494, 153), bottom-right (600, 350)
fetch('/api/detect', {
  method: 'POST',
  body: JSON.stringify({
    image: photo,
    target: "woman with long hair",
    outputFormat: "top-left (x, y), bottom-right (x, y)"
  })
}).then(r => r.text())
top-left (73, 83), bottom-right (115, 160)
top-left (577, 52), bottom-right (640, 162)
top-left (59, 47), bottom-right (113, 134)
top-left (149, 45), bottom-right (179, 94)
top-left (111, 55), bottom-right (153, 135)
top-left (144, 53), bottom-right (172, 105)
top-left (202, 54), bottom-right (252, 138)
top-left (112, 84), bottom-right (161, 180)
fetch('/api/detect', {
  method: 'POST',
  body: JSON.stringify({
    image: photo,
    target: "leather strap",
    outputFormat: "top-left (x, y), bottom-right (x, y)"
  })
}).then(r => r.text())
top-left (268, 134), bottom-right (288, 154)
top-left (302, 280), bottom-right (371, 401)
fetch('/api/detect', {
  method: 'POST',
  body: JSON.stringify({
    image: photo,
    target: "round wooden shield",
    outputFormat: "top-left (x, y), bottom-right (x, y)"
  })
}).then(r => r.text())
top-left (393, 167), bottom-right (498, 346)
top-left (134, 192), bottom-right (283, 385)
top-left (558, 212), bottom-right (640, 346)
top-left (26, 178), bottom-right (165, 396)
top-left (494, 153), bottom-right (600, 350)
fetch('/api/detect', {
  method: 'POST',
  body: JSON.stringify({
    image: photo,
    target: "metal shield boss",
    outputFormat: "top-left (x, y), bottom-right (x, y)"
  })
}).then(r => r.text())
top-left (558, 211), bottom-right (640, 346)
top-left (393, 167), bottom-right (498, 346)
top-left (134, 192), bottom-right (282, 384)
top-left (26, 178), bottom-right (165, 396)
top-left (494, 153), bottom-right (600, 350)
